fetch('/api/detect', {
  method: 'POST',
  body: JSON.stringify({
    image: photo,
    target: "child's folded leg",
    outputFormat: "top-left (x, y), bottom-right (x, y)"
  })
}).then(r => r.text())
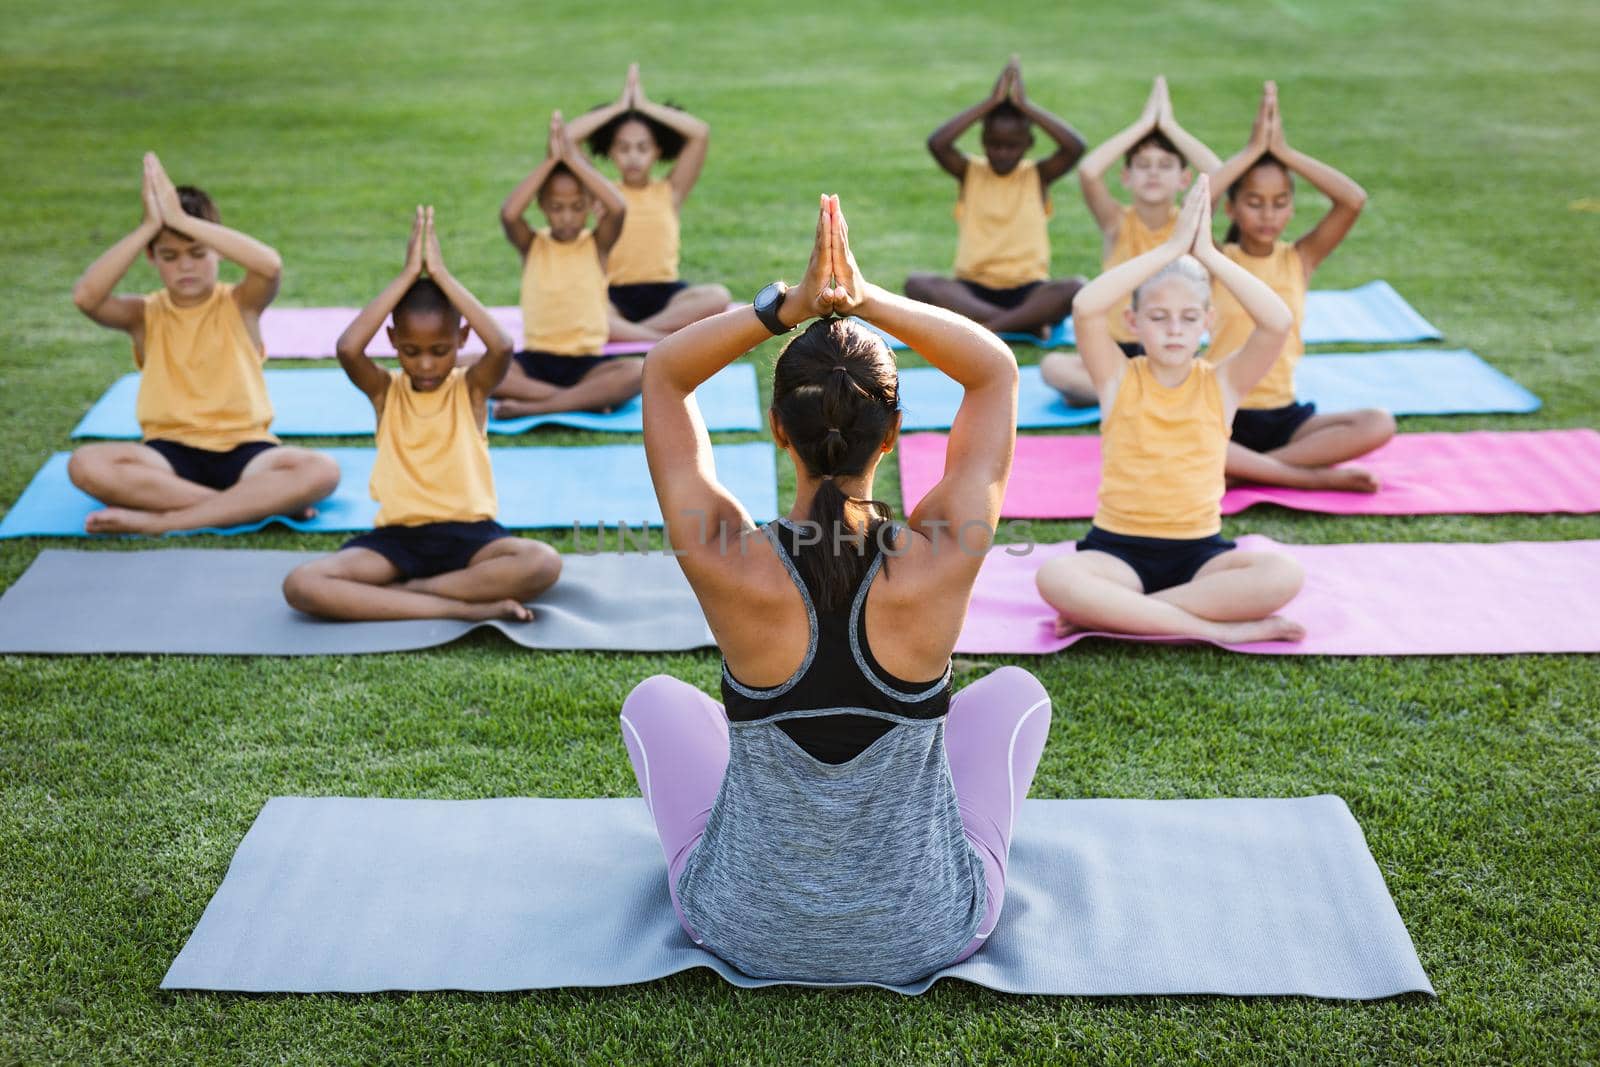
top-left (904, 273), bottom-right (1003, 322)
top-left (607, 304), bottom-right (665, 343)
top-left (1036, 550), bottom-right (1302, 644)
top-left (1225, 439), bottom-right (1382, 493)
top-left (638, 283), bottom-right (734, 334)
top-left (401, 537), bottom-right (562, 604)
top-left (984, 277), bottom-right (1084, 336)
top-left (1153, 549), bottom-right (1303, 623)
top-left (1039, 351), bottom-right (1098, 407)
top-left (283, 547), bottom-right (529, 622)
top-left (81, 445), bottom-right (338, 535)
top-left (1273, 409), bottom-right (1395, 469)
top-left (496, 357), bottom-right (644, 417)
top-left (69, 443), bottom-right (215, 516)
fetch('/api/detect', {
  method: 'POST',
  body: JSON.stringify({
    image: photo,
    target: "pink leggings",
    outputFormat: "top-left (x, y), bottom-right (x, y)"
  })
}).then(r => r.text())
top-left (619, 665), bottom-right (1052, 963)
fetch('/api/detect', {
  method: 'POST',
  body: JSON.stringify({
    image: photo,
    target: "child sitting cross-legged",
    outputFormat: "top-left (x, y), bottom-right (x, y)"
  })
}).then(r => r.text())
top-left (494, 111), bottom-right (642, 419)
top-left (1035, 178), bottom-right (1305, 645)
top-left (283, 207), bottom-right (561, 622)
top-left (905, 56), bottom-right (1087, 338)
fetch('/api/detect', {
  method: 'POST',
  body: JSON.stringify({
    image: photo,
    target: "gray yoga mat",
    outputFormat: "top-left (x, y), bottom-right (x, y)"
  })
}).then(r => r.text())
top-left (0, 549), bottom-right (712, 654)
top-left (162, 795), bottom-right (1432, 999)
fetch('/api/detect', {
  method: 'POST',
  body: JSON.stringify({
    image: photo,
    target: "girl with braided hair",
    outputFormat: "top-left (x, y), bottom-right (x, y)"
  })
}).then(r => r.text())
top-left (620, 195), bottom-right (1053, 984)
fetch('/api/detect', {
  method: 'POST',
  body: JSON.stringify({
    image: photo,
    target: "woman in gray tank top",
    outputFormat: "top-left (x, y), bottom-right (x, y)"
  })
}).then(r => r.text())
top-left (624, 195), bottom-right (1053, 984)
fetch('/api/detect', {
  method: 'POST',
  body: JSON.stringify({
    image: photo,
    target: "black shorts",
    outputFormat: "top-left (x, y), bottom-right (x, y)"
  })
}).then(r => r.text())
top-left (513, 350), bottom-right (616, 389)
top-left (146, 439), bottom-right (277, 491)
top-left (958, 279), bottom-right (1041, 310)
top-left (609, 281), bottom-right (687, 322)
top-left (1077, 524), bottom-right (1236, 595)
top-left (342, 519), bottom-right (511, 580)
top-left (1117, 341), bottom-right (1145, 358)
top-left (1231, 401), bottom-right (1318, 453)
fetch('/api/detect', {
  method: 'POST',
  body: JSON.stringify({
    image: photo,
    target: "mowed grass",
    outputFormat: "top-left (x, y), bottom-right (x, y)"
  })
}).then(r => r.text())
top-left (2, 0), bottom-right (1599, 1063)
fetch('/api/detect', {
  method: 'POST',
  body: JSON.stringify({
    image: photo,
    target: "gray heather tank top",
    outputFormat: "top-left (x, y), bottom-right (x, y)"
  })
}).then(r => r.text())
top-left (674, 520), bottom-right (985, 984)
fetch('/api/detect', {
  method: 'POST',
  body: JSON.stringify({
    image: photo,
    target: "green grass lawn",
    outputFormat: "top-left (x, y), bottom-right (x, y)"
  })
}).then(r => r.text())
top-left (3, 0), bottom-right (1599, 1062)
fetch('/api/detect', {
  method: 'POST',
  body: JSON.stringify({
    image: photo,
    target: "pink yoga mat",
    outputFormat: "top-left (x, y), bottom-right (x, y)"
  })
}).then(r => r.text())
top-left (958, 536), bottom-right (1600, 656)
top-left (260, 307), bottom-right (654, 359)
top-left (900, 430), bottom-right (1600, 519)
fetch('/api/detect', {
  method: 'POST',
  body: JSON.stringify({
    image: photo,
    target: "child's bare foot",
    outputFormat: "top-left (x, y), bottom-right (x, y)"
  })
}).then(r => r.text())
top-left (456, 599), bottom-right (533, 622)
top-left (1313, 465), bottom-right (1380, 493)
top-left (85, 507), bottom-right (164, 535)
top-left (494, 398), bottom-right (557, 420)
top-left (1213, 615), bottom-right (1306, 644)
top-left (1052, 614), bottom-right (1084, 638)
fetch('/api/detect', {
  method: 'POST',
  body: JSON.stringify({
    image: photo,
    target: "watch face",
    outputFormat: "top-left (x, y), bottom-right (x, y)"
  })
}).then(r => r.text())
top-left (755, 283), bottom-right (781, 312)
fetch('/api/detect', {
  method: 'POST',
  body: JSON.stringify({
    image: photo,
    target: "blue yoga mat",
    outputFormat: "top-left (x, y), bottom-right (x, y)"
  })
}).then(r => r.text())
top-left (161, 795), bottom-right (1432, 998)
top-left (895, 349), bottom-right (1537, 431)
top-left (1294, 349), bottom-right (1540, 416)
top-left (898, 366), bottom-right (1103, 431)
top-left (0, 444), bottom-right (778, 538)
top-left (861, 279), bottom-right (1442, 351)
top-left (70, 364), bottom-right (762, 439)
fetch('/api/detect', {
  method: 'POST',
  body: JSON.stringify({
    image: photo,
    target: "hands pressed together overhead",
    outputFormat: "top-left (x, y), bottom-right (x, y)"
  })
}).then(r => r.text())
top-left (141, 152), bottom-right (183, 230)
top-left (1168, 174), bottom-right (1217, 259)
top-left (795, 194), bottom-right (868, 318)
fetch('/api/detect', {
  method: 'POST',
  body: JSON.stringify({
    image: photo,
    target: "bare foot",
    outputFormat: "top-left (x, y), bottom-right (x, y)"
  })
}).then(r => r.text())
top-left (1052, 614), bottom-right (1084, 638)
top-left (1313, 466), bottom-right (1381, 493)
top-left (85, 507), bottom-right (165, 535)
top-left (1213, 615), bottom-right (1306, 644)
top-left (456, 599), bottom-right (533, 622)
top-left (493, 399), bottom-right (537, 420)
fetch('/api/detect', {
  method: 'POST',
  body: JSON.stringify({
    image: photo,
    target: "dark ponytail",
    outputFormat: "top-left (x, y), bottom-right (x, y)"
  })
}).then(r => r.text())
top-left (1223, 153), bottom-right (1290, 246)
top-left (771, 318), bottom-right (901, 612)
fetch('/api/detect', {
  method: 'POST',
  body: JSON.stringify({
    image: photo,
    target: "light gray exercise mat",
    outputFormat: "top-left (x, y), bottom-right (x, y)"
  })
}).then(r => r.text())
top-left (161, 795), bottom-right (1433, 999)
top-left (0, 549), bottom-right (712, 654)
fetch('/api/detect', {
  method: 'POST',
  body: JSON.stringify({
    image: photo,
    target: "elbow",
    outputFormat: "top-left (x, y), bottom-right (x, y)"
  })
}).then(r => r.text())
top-left (71, 283), bottom-right (98, 314)
top-left (486, 333), bottom-right (515, 360)
top-left (259, 249), bottom-right (284, 280)
top-left (1349, 185), bottom-right (1369, 213)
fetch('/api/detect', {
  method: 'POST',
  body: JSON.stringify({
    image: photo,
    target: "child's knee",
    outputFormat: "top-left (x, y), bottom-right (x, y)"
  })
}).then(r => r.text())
top-left (1034, 556), bottom-right (1085, 608)
top-left (1362, 408), bottom-right (1397, 444)
top-left (66, 449), bottom-right (99, 492)
top-left (904, 273), bottom-right (938, 300)
top-left (697, 282), bottom-right (732, 307)
top-left (509, 538), bottom-right (562, 597)
top-left (281, 564), bottom-right (323, 613)
top-left (1260, 552), bottom-right (1305, 601)
top-left (297, 450), bottom-right (342, 497)
top-left (1038, 351), bottom-right (1081, 386)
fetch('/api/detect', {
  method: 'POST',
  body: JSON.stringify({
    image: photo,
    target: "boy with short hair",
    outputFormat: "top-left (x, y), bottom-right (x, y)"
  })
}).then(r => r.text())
top-left (1041, 76), bottom-right (1222, 404)
top-left (68, 152), bottom-right (339, 533)
top-left (494, 111), bottom-right (641, 418)
top-left (905, 56), bottom-right (1087, 338)
top-left (282, 207), bottom-right (561, 622)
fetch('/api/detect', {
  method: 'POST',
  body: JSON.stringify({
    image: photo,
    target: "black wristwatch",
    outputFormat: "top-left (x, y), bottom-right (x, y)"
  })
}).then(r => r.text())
top-left (753, 282), bottom-right (794, 335)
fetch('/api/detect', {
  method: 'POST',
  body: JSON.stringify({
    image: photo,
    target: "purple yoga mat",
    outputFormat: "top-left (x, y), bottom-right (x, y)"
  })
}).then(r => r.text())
top-left (260, 307), bottom-right (654, 359)
top-left (958, 536), bottom-right (1600, 656)
top-left (900, 430), bottom-right (1600, 519)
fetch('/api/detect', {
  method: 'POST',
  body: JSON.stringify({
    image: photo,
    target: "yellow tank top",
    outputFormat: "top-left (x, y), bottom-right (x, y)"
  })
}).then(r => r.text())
top-left (1105, 205), bottom-right (1178, 345)
top-left (1204, 241), bottom-right (1305, 409)
top-left (519, 229), bottom-right (609, 355)
top-left (135, 283), bottom-right (276, 450)
top-left (953, 157), bottom-right (1051, 289)
top-left (605, 179), bottom-right (679, 285)
top-left (1094, 357), bottom-right (1228, 539)
top-left (370, 368), bottom-right (497, 527)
